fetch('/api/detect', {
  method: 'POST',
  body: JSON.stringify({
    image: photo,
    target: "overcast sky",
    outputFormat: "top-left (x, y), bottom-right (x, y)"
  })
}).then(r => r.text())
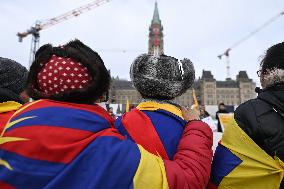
top-left (1, 0), bottom-right (284, 86)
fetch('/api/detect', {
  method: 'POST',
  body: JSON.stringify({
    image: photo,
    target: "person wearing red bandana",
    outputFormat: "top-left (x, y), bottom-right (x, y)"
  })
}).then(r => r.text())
top-left (0, 40), bottom-right (213, 189)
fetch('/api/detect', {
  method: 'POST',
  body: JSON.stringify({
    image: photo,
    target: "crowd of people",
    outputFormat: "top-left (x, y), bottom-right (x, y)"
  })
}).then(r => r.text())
top-left (0, 39), bottom-right (283, 188)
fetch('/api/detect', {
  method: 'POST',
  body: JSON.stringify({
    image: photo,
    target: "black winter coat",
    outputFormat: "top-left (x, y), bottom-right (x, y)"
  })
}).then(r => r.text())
top-left (234, 84), bottom-right (284, 188)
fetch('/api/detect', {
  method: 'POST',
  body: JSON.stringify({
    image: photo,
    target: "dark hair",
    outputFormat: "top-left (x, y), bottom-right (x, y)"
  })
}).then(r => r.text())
top-left (27, 39), bottom-right (110, 104)
top-left (261, 42), bottom-right (284, 73)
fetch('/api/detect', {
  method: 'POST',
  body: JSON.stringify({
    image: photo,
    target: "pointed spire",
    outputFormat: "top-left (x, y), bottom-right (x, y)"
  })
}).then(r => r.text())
top-left (152, 1), bottom-right (161, 24)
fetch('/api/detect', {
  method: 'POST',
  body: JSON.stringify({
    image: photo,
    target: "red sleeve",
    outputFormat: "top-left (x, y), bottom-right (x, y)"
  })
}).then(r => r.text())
top-left (164, 121), bottom-right (213, 189)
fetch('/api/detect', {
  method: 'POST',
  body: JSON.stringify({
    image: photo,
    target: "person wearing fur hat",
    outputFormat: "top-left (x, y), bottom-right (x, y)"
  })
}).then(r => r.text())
top-left (0, 57), bottom-right (29, 132)
top-left (115, 54), bottom-right (212, 164)
top-left (233, 42), bottom-right (284, 188)
top-left (0, 40), bottom-right (213, 189)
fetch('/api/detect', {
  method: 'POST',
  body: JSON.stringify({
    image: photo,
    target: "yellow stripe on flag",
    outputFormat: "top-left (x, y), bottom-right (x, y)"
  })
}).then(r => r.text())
top-left (0, 137), bottom-right (29, 145)
top-left (218, 114), bottom-right (284, 189)
top-left (0, 158), bottom-right (13, 171)
top-left (3, 116), bottom-right (36, 134)
top-left (133, 145), bottom-right (169, 189)
top-left (137, 101), bottom-right (183, 119)
top-left (0, 101), bottom-right (22, 113)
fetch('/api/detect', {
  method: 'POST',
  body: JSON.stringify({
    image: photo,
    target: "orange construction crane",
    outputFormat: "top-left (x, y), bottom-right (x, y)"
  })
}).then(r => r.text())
top-left (17, 0), bottom-right (111, 67)
top-left (218, 11), bottom-right (284, 79)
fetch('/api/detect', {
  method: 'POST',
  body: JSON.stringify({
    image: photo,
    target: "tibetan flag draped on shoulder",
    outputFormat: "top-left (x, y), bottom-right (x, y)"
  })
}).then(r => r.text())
top-left (0, 100), bottom-right (169, 189)
top-left (209, 114), bottom-right (284, 189)
top-left (115, 101), bottom-right (186, 160)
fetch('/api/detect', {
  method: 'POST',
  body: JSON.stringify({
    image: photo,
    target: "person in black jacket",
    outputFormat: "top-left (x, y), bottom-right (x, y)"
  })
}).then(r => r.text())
top-left (234, 42), bottom-right (284, 188)
top-left (199, 104), bottom-right (210, 119)
top-left (216, 103), bottom-right (228, 132)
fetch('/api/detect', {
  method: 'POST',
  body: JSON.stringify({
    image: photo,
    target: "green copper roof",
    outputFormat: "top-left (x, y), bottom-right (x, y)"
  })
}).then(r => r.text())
top-left (152, 2), bottom-right (161, 24)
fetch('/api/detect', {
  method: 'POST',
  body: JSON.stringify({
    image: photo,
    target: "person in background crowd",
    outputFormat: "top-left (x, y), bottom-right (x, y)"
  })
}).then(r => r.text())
top-left (108, 107), bottom-right (116, 119)
top-left (234, 42), bottom-right (284, 188)
top-left (199, 104), bottom-right (210, 119)
top-left (115, 54), bottom-right (206, 161)
top-left (0, 57), bottom-right (29, 132)
top-left (215, 102), bottom-right (228, 132)
top-left (0, 40), bottom-right (213, 189)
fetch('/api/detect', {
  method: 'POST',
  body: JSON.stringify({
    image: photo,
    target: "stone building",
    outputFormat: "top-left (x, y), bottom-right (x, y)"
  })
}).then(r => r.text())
top-left (196, 70), bottom-right (256, 106)
top-left (109, 78), bottom-right (141, 105)
top-left (109, 70), bottom-right (256, 107)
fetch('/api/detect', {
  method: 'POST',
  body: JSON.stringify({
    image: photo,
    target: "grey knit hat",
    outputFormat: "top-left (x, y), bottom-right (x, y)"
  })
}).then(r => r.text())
top-left (0, 57), bottom-right (28, 95)
top-left (130, 54), bottom-right (195, 100)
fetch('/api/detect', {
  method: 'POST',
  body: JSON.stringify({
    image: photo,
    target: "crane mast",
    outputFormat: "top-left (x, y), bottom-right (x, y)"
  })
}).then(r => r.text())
top-left (17, 0), bottom-right (111, 67)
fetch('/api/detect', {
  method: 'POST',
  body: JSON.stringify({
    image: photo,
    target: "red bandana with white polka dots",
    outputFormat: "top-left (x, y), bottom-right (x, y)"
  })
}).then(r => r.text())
top-left (37, 55), bottom-right (92, 95)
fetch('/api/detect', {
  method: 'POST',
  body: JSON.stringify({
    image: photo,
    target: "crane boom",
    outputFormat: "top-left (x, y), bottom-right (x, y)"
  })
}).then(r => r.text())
top-left (217, 11), bottom-right (284, 78)
top-left (17, 0), bottom-right (111, 67)
top-left (218, 11), bottom-right (284, 59)
top-left (40, 0), bottom-right (110, 30)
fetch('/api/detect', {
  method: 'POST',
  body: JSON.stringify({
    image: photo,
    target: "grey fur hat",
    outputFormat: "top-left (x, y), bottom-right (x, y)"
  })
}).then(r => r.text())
top-left (0, 57), bottom-right (28, 95)
top-left (130, 54), bottom-right (195, 100)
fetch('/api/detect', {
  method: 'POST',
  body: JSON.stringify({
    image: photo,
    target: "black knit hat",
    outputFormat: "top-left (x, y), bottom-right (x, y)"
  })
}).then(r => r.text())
top-left (261, 42), bottom-right (284, 72)
top-left (130, 54), bottom-right (195, 100)
top-left (0, 57), bottom-right (28, 102)
top-left (26, 39), bottom-right (110, 104)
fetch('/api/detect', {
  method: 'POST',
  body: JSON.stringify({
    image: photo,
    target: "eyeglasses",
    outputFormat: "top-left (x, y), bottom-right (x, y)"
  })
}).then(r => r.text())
top-left (257, 70), bottom-right (262, 77)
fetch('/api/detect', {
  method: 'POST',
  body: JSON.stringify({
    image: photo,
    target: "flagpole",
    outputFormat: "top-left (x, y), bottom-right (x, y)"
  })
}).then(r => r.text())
top-left (126, 98), bottom-right (130, 112)
top-left (192, 89), bottom-right (199, 110)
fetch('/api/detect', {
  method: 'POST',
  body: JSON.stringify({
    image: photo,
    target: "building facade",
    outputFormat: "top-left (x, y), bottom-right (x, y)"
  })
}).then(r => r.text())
top-left (110, 70), bottom-right (256, 107)
top-left (109, 78), bottom-right (142, 105)
top-left (196, 70), bottom-right (256, 106)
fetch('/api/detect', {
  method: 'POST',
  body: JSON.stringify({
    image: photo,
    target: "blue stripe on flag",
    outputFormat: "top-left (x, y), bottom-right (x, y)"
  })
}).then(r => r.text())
top-left (44, 136), bottom-right (140, 189)
top-left (142, 110), bottom-right (185, 159)
top-left (0, 149), bottom-right (66, 189)
top-left (7, 107), bottom-right (110, 133)
top-left (210, 144), bottom-right (242, 186)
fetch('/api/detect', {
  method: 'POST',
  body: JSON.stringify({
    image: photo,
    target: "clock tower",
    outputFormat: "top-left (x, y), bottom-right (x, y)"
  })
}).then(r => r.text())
top-left (148, 2), bottom-right (164, 55)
